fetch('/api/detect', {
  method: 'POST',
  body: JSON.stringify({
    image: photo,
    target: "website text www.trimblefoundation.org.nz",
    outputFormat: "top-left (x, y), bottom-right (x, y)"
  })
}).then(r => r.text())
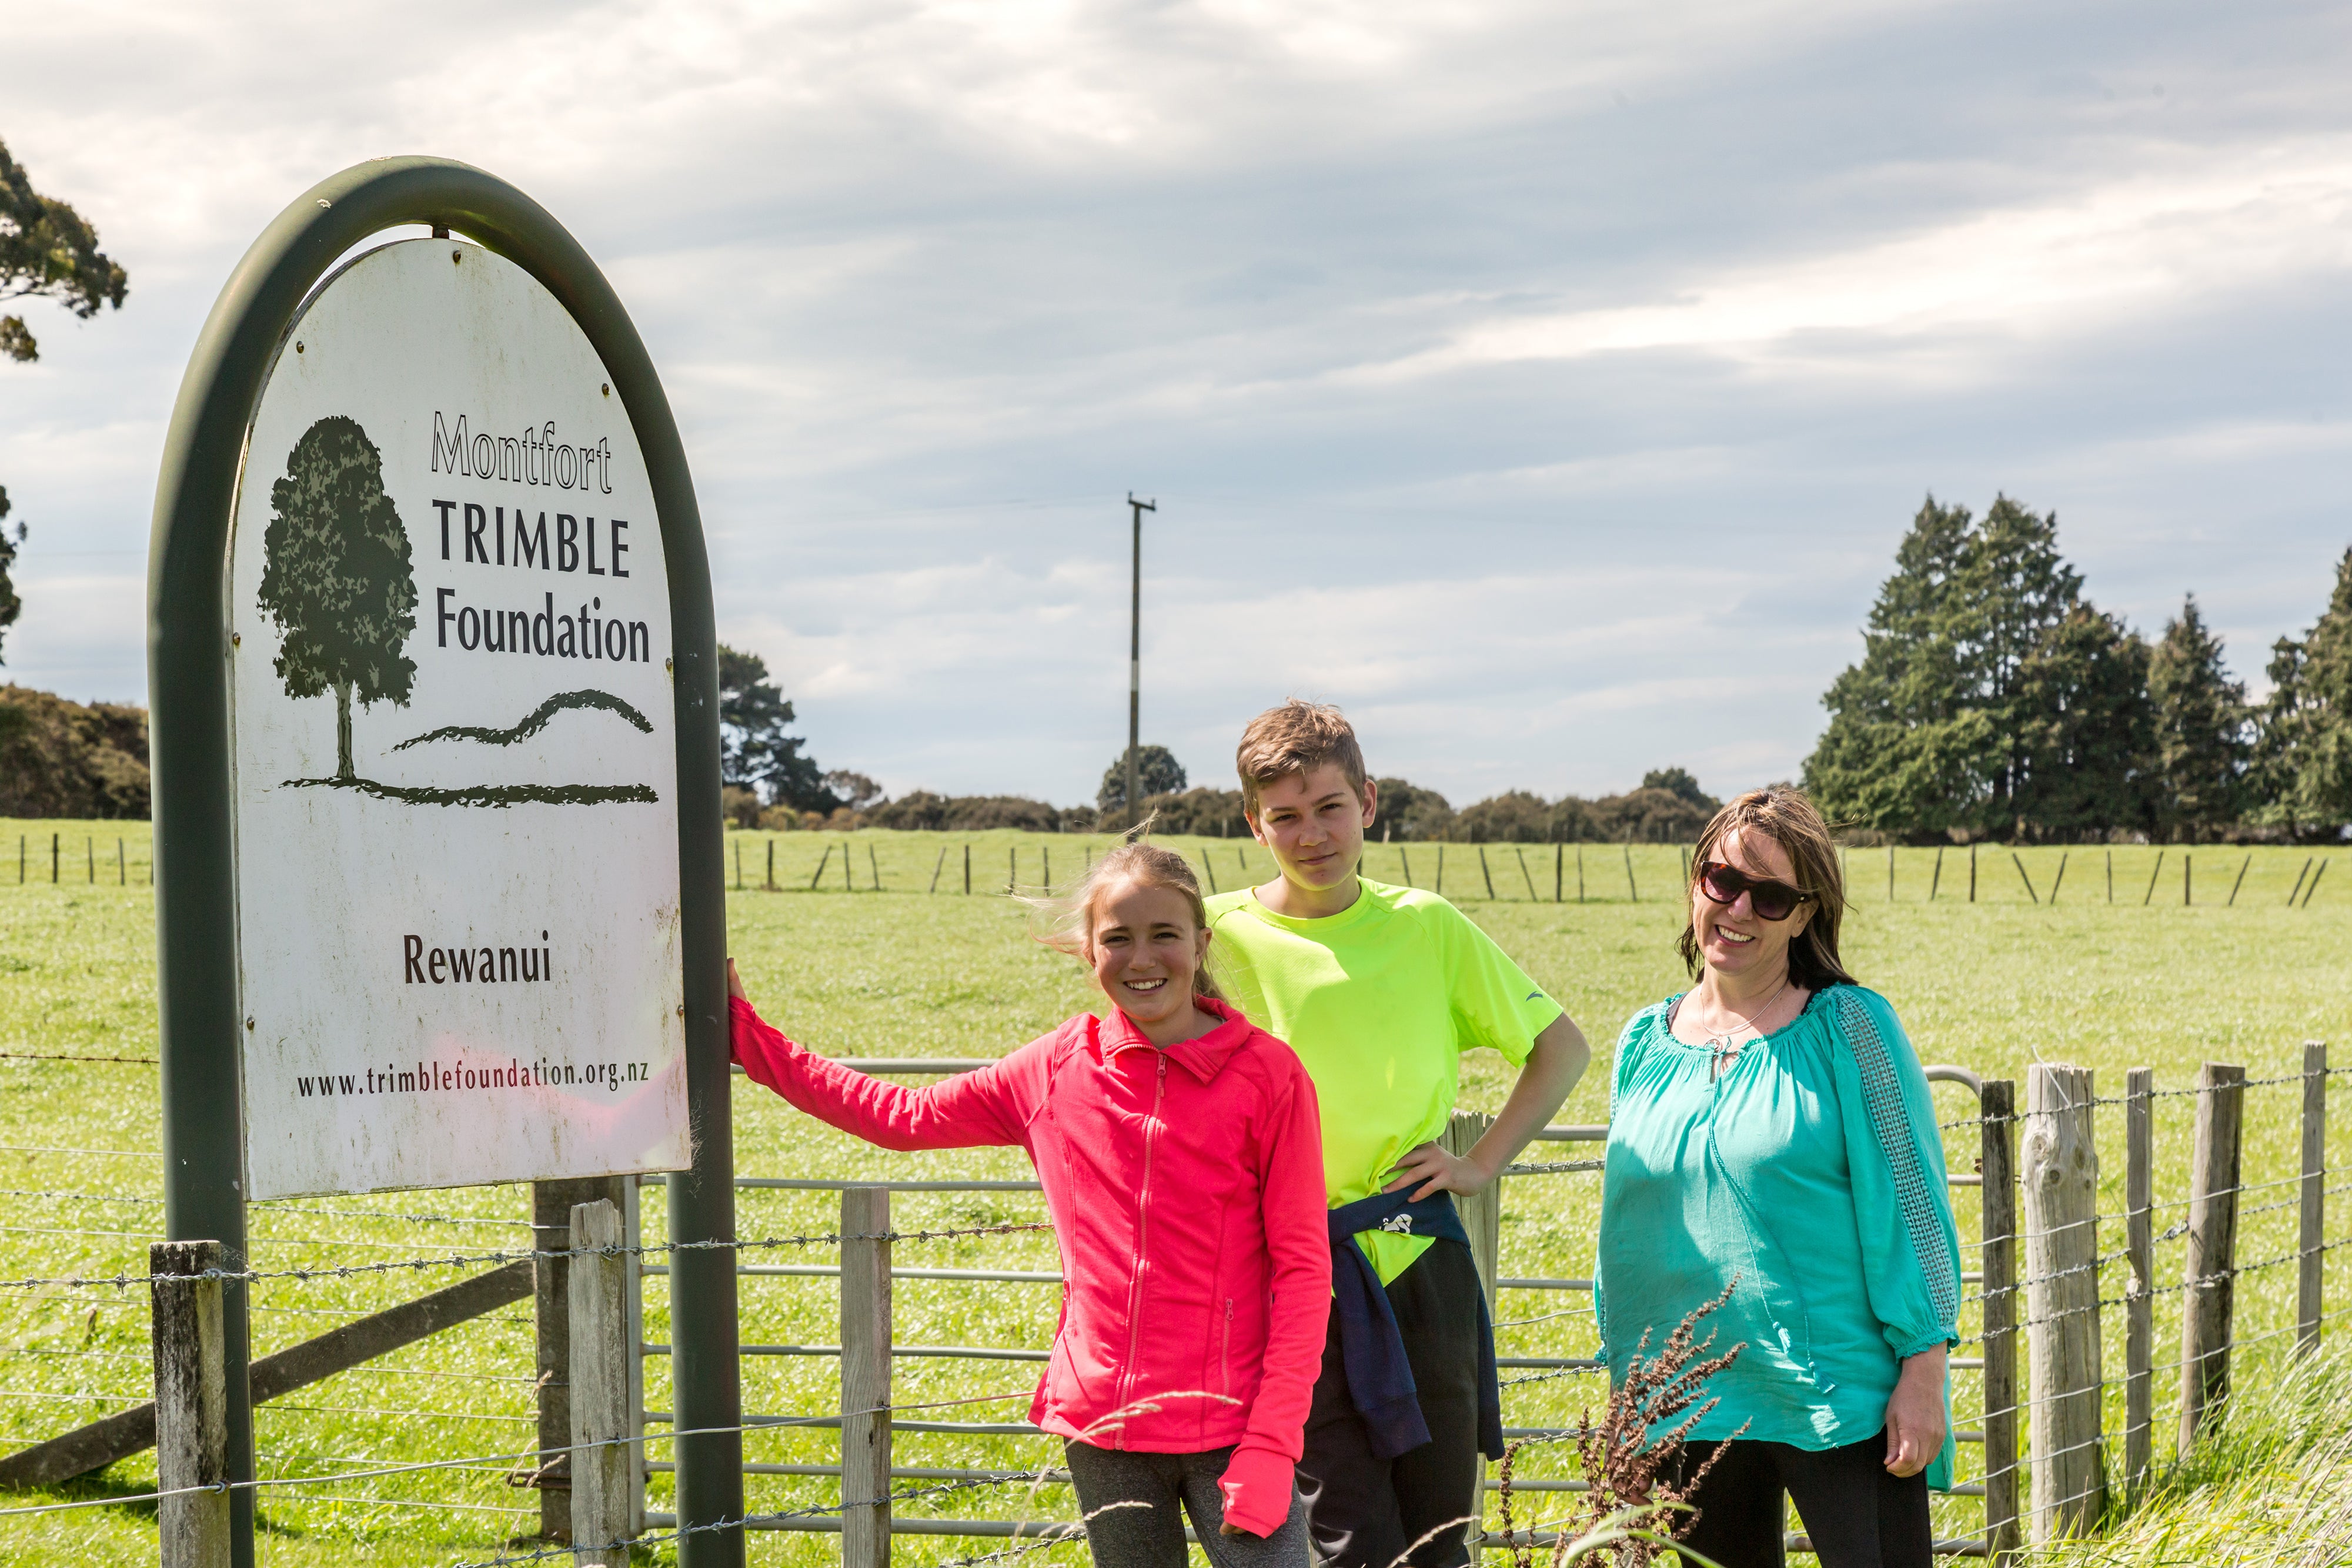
top-left (295, 1057), bottom-right (653, 1099)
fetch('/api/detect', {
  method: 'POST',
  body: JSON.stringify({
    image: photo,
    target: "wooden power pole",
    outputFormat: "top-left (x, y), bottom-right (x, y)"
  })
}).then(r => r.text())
top-left (1125, 492), bottom-right (1155, 827)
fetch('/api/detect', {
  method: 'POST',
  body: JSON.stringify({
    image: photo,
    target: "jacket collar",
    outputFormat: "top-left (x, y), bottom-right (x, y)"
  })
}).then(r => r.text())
top-left (1098, 996), bottom-right (1252, 1084)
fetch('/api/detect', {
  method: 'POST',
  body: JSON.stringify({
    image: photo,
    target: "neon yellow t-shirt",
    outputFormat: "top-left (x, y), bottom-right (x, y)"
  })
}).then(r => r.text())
top-left (1203, 877), bottom-right (1563, 1283)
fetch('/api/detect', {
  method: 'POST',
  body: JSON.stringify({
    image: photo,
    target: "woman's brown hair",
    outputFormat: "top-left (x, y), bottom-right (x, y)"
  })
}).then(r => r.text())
top-left (1029, 827), bottom-right (1223, 998)
top-left (1676, 787), bottom-right (1855, 992)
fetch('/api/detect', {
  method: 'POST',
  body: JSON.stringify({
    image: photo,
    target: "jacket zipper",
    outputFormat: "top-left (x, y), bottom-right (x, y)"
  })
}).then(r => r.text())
top-left (1220, 1298), bottom-right (1234, 1395)
top-left (1116, 1054), bottom-right (1169, 1424)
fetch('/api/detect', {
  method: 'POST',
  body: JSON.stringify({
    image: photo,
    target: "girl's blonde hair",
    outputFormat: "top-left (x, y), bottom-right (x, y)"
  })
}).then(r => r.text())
top-left (1030, 828), bottom-right (1222, 999)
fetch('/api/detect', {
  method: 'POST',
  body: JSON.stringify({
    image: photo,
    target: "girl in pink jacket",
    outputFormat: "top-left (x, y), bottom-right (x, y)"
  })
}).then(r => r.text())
top-left (729, 841), bottom-right (1329, 1563)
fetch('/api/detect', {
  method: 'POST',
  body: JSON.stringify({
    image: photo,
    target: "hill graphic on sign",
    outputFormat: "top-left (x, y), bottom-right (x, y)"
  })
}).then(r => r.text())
top-left (392, 688), bottom-right (654, 753)
top-left (258, 416), bottom-right (657, 809)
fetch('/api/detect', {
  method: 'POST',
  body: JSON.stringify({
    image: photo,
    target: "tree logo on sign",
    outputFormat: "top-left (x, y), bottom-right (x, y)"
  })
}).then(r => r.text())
top-left (255, 414), bottom-right (658, 809)
top-left (256, 415), bottom-right (417, 780)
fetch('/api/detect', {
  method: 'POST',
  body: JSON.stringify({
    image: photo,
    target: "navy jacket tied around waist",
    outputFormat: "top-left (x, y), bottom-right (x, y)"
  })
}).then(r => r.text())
top-left (1325, 1188), bottom-right (1504, 1462)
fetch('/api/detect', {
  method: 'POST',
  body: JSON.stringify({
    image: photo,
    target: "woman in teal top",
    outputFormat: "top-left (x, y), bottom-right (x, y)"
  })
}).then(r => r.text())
top-left (1595, 788), bottom-right (1959, 1568)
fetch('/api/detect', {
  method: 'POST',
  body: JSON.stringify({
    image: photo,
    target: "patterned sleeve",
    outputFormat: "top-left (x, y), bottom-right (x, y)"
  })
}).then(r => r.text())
top-left (1829, 987), bottom-right (1962, 1358)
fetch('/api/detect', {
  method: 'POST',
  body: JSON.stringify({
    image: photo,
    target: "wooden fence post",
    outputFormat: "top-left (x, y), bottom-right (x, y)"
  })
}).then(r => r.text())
top-left (2301, 1042), bottom-right (2328, 1358)
top-left (534, 1176), bottom-right (631, 1540)
top-left (152, 1239), bottom-right (230, 1568)
top-left (2023, 1063), bottom-right (2102, 1540)
top-left (841, 1186), bottom-right (893, 1568)
top-left (1978, 1080), bottom-right (2020, 1562)
top-left (1622, 842), bottom-right (1635, 902)
top-left (963, 842), bottom-right (971, 894)
top-left (568, 1199), bottom-right (630, 1567)
top-left (2124, 1068), bottom-right (2153, 1495)
top-left (1441, 1112), bottom-right (1500, 1309)
top-left (929, 845), bottom-right (947, 894)
top-left (2177, 1062), bottom-right (2246, 1456)
top-left (1442, 1110), bottom-right (1498, 1550)
top-left (766, 838), bottom-right (774, 890)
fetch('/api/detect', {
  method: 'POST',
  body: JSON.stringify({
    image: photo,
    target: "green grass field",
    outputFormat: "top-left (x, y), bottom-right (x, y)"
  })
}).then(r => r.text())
top-left (0, 823), bottom-right (2346, 1563)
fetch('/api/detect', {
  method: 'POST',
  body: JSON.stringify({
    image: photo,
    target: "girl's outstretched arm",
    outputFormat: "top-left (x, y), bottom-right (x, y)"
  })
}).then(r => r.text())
top-left (729, 962), bottom-right (1041, 1152)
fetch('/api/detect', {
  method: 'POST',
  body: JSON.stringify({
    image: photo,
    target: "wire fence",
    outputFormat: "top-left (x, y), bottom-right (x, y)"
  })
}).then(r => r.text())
top-left (1, 1047), bottom-right (2342, 1563)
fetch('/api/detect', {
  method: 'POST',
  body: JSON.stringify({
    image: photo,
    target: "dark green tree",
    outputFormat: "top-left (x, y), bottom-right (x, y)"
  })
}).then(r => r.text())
top-left (255, 417), bottom-right (416, 778)
top-left (1956, 496), bottom-right (2084, 823)
top-left (1455, 790), bottom-right (1552, 842)
top-left (2147, 594), bottom-right (2249, 840)
top-left (1640, 768), bottom-right (1720, 811)
top-left (2252, 550), bottom-right (2352, 835)
top-left (2010, 603), bottom-right (2155, 840)
top-left (0, 487), bottom-right (19, 663)
top-left (717, 644), bottom-right (828, 808)
top-left (1805, 496), bottom-right (1999, 837)
top-left (1806, 494), bottom-right (2095, 838)
top-left (1, 139), bottom-right (128, 663)
top-left (1098, 744), bottom-right (1187, 813)
top-left (1368, 777), bottom-right (1452, 841)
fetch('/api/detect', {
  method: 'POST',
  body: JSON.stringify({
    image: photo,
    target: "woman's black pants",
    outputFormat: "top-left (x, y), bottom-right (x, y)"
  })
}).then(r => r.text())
top-left (1662, 1430), bottom-right (1932, 1568)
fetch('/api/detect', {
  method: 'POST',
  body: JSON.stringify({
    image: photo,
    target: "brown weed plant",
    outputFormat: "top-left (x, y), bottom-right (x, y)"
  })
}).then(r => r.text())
top-left (1495, 1279), bottom-right (1747, 1567)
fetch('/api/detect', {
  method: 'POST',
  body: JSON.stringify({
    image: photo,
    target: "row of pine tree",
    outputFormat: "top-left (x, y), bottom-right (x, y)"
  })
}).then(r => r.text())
top-left (1803, 496), bottom-right (2352, 843)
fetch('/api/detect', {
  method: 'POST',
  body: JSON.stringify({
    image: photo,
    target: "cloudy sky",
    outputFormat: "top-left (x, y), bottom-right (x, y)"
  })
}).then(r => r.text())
top-left (3, 1), bottom-right (2347, 807)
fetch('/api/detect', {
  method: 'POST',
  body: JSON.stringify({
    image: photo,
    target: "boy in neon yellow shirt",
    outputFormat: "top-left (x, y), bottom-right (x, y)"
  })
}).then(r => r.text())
top-left (1204, 700), bottom-right (1589, 1568)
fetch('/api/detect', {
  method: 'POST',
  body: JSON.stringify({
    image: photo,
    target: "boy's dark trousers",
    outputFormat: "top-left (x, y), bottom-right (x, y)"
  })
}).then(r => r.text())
top-left (1296, 1242), bottom-right (1485, 1568)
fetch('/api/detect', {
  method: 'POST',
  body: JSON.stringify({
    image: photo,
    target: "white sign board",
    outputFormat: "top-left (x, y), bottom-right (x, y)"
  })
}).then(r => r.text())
top-left (228, 238), bottom-right (689, 1199)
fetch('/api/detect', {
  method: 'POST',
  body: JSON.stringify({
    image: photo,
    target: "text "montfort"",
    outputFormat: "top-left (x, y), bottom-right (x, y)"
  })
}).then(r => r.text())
top-left (432, 412), bottom-right (612, 493)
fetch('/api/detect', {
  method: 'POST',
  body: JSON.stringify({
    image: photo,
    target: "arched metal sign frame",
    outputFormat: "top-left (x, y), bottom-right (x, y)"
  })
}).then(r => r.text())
top-left (148, 156), bottom-right (741, 1566)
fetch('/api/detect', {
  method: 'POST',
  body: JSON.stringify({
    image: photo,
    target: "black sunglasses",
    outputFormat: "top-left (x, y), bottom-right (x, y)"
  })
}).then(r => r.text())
top-left (1696, 860), bottom-right (1815, 922)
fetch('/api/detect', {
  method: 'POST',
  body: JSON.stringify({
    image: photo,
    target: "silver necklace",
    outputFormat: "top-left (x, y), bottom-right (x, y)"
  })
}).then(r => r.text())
top-left (1696, 978), bottom-right (1791, 1081)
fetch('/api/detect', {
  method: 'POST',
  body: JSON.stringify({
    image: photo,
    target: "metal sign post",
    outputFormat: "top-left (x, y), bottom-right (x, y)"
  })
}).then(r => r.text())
top-left (149, 156), bottom-right (739, 1566)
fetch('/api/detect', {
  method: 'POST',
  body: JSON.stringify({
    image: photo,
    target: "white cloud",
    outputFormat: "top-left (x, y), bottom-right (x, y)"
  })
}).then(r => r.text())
top-left (1, 0), bottom-right (2347, 808)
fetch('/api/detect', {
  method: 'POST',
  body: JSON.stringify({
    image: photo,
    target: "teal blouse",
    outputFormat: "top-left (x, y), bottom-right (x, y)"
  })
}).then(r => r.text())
top-left (1593, 984), bottom-right (1962, 1490)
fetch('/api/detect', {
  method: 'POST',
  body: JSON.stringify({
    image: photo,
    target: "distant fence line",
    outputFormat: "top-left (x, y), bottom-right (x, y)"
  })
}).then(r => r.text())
top-left (716, 834), bottom-right (2333, 909)
top-left (10, 833), bottom-right (149, 888)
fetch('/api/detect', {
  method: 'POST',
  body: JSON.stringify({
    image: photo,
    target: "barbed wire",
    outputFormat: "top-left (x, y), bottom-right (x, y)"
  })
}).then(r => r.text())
top-left (1499, 1362), bottom-right (1607, 1389)
top-left (0, 1219), bottom-right (1055, 1292)
top-left (1957, 1233), bottom-right (2352, 1346)
top-left (1939, 1062), bottom-right (2347, 1132)
top-left (0, 1051), bottom-right (156, 1065)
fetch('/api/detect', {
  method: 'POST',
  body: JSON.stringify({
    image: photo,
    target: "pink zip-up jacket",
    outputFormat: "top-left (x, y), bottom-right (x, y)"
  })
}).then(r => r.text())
top-left (730, 994), bottom-right (1329, 1536)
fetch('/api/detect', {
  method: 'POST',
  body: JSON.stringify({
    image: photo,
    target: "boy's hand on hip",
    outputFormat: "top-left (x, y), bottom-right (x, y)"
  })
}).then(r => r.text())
top-left (1383, 1141), bottom-right (1491, 1200)
top-left (726, 958), bottom-right (748, 1002)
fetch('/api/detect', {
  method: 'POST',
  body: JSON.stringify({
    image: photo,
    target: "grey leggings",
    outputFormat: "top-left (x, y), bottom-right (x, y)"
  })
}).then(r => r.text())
top-left (1063, 1440), bottom-right (1312, 1568)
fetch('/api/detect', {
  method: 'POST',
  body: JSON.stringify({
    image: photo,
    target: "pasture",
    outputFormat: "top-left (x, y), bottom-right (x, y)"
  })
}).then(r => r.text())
top-left (0, 823), bottom-right (2346, 1564)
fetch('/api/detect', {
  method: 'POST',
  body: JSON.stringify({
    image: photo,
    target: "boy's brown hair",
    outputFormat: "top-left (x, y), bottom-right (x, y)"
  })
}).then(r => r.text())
top-left (1234, 700), bottom-right (1367, 817)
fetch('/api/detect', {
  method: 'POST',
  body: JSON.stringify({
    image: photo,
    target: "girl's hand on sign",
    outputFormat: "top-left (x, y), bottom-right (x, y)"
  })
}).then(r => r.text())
top-left (726, 958), bottom-right (749, 1002)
